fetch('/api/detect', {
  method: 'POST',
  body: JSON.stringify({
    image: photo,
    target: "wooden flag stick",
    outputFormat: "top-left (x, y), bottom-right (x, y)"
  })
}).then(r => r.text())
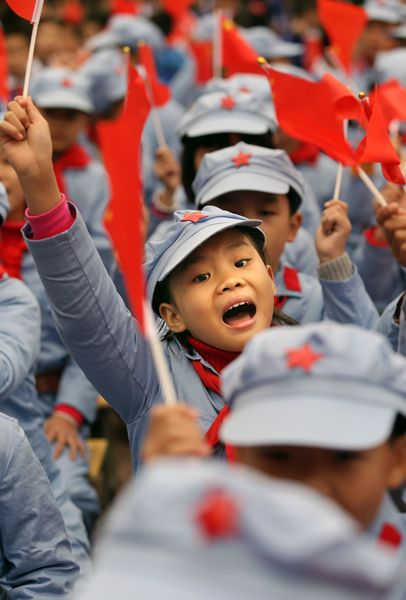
top-left (213, 9), bottom-right (223, 79)
top-left (333, 120), bottom-right (348, 199)
top-left (357, 166), bottom-right (388, 207)
top-left (23, 0), bottom-right (44, 97)
top-left (144, 301), bottom-right (177, 406)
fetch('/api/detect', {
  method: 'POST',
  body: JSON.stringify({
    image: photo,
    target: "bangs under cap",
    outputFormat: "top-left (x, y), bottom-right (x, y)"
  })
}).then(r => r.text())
top-left (31, 68), bottom-right (94, 113)
top-left (176, 91), bottom-right (277, 139)
top-left (220, 322), bottom-right (406, 449)
top-left (193, 142), bottom-right (304, 208)
top-left (145, 206), bottom-right (265, 312)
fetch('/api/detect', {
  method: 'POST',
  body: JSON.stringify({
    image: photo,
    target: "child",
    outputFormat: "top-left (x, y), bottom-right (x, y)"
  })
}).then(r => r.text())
top-left (0, 96), bottom-right (288, 471)
top-left (192, 142), bottom-right (378, 328)
top-left (0, 414), bottom-right (79, 597)
top-left (143, 321), bottom-right (406, 554)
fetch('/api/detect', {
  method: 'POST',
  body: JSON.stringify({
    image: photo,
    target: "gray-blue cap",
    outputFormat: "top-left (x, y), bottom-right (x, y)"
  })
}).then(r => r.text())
top-left (193, 142), bottom-right (304, 209)
top-left (79, 48), bottom-right (127, 114)
top-left (176, 91), bottom-right (277, 139)
top-left (242, 26), bottom-right (304, 59)
top-left (145, 206), bottom-right (265, 313)
top-left (30, 68), bottom-right (94, 113)
top-left (220, 322), bottom-right (406, 450)
top-left (85, 15), bottom-right (164, 53)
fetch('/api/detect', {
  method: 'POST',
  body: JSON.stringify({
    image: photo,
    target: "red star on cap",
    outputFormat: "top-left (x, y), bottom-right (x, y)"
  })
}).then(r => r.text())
top-left (180, 211), bottom-right (208, 223)
top-left (239, 86), bottom-right (251, 93)
top-left (221, 95), bottom-right (236, 110)
top-left (231, 151), bottom-right (251, 168)
top-left (195, 489), bottom-right (240, 540)
top-left (61, 78), bottom-right (72, 87)
top-left (286, 343), bottom-right (324, 373)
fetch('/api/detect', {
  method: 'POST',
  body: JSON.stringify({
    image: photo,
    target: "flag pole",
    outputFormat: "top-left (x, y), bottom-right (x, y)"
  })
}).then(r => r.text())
top-left (333, 120), bottom-right (348, 199)
top-left (23, 0), bottom-right (44, 97)
top-left (136, 41), bottom-right (166, 148)
top-left (357, 166), bottom-right (388, 207)
top-left (144, 301), bottom-right (177, 406)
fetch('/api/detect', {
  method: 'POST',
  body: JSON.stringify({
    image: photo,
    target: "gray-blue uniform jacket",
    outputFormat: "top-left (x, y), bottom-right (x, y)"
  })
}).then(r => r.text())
top-left (274, 258), bottom-right (379, 328)
top-left (0, 413), bottom-right (79, 598)
top-left (0, 272), bottom-right (91, 578)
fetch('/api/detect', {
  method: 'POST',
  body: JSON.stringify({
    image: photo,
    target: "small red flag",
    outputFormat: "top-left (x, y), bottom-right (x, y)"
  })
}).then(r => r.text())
top-left (355, 84), bottom-right (405, 185)
top-left (189, 40), bottom-right (213, 84)
top-left (138, 43), bottom-right (171, 107)
top-left (222, 18), bottom-right (264, 78)
top-left (109, 0), bottom-right (138, 15)
top-left (4, 0), bottom-right (43, 23)
top-left (161, 0), bottom-right (194, 19)
top-left (321, 72), bottom-right (361, 120)
top-left (370, 80), bottom-right (406, 127)
top-left (265, 65), bottom-right (356, 166)
top-left (98, 65), bottom-right (151, 333)
top-left (317, 0), bottom-right (367, 74)
top-left (0, 27), bottom-right (10, 105)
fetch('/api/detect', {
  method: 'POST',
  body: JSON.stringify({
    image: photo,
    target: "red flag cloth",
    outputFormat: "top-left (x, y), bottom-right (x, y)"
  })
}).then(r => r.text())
top-left (109, 0), bottom-right (138, 15)
top-left (355, 84), bottom-right (405, 184)
top-left (265, 65), bottom-right (357, 166)
top-left (317, 0), bottom-right (367, 74)
top-left (4, 0), bottom-right (42, 22)
top-left (321, 72), bottom-right (361, 120)
top-left (97, 66), bottom-right (151, 334)
top-left (0, 27), bottom-right (9, 105)
top-left (137, 43), bottom-right (171, 107)
top-left (189, 40), bottom-right (213, 84)
top-left (221, 17), bottom-right (264, 78)
top-left (62, 0), bottom-right (85, 25)
top-left (161, 0), bottom-right (194, 19)
top-left (369, 80), bottom-right (406, 127)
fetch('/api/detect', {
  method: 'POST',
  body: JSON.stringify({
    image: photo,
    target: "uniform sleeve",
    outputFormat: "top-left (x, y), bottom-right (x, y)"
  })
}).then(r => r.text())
top-left (23, 206), bottom-right (160, 426)
top-left (0, 417), bottom-right (79, 598)
top-left (0, 278), bottom-right (41, 399)
top-left (55, 357), bottom-right (99, 425)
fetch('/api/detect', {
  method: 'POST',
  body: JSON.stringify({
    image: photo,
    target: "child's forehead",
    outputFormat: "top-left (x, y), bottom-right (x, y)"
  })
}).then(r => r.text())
top-left (215, 190), bottom-right (287, 206)
top-left (177, 228), bottom-right (254, 271)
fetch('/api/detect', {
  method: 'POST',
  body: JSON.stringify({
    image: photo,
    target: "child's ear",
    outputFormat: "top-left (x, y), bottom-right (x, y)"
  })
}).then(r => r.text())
top-left (386, 435), bottom-right (406, 489)
top-left (266, 265), bottom-right (277, 297)
top-left (159, 303), bottom-right (187, 333)
top-left (287, 212), bottom-right (303, 243)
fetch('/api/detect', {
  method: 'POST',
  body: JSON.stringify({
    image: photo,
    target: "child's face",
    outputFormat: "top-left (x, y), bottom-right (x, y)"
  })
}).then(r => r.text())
top-left (0, 153), bottom-right (25, 221)
top-left (39, 107), bottom-right (88, 156)
top-left (159, 228), bottom-right (276, 352)
top-left (6, 34), bottom-right (29, 79)
top-left (235, 441), bottom-right (406, 529)
top-left (209, 191), bottom-right (302, 273)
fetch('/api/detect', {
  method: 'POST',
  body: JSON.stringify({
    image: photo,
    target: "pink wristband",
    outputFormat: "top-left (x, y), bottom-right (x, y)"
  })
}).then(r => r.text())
top-left (25, 195), bottom-right (75, 240)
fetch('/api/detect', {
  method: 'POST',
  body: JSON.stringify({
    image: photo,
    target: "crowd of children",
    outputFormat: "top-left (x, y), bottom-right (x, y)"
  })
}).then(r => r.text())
top-left (2, 0), bottom-right (406, 596)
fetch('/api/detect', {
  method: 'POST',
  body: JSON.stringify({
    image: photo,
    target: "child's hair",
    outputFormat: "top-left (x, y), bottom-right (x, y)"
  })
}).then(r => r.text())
top-left (153, 225), bottom-right (299, 337)
top-left (181, 132), bottom-right (275, 205)
top-left (389, 414), bottom-right (406, 442)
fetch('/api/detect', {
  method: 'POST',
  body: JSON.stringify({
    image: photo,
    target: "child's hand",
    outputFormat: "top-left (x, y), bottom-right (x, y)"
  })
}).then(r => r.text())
top-left (376, 203), bottom-right (406, 266)
top-left (0, 96), bottom-right (61, 215)
top-left (153, 146), bottom-right (181, 197)
top-left (371, 182), bottom-right (406, 243)
top-left (315, 199), bottom-right (352, 263)
top-left (44, 414), bottom-right (86, 461)
top-left (0, 97), bottom-right (53, 179)
top-left (141, 404), bottom-right (211, 462)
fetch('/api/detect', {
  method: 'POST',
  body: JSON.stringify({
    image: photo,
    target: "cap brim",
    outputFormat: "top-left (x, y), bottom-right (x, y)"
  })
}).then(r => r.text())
top-left (220, 395), bottom-right (397, 450)
top-left (86, 31), bottom-right (120, 51)
top-left (35, 90), bottom-right (94, 113)
top-left (267, 42), bottom-right (304, 58)
top-left (185, 114), bottom-right (272, 138)
top-left (197, 171), bottom-right (289, 206)
top-left (157, 217), bottom-right (263, 284)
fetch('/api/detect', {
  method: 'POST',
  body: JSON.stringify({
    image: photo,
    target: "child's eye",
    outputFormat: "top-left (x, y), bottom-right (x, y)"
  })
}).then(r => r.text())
top-left (193, 273), bottom-right (210, 282)
top-left (334, 451), bottom-right (360, 463)
top-left (264, 450), bottom-right (291, 461)
top-left (235, 258), bottom-right (250, 268)
top-left (260, 210), bottom-right (276, 217)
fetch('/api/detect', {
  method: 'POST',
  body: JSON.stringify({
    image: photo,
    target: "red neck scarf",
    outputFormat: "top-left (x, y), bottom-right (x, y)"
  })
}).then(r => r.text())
top-left (53, 144), bottom-right (91, 202)
top-left (289, 143), bottom-right (320, 166)
top-left (0, 221), bottom-right (27, 280)
top-left (186, 336), bottom-right (240, 461)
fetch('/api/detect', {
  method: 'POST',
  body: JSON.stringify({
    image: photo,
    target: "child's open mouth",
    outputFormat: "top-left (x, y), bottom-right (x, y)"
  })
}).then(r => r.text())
top-left (222, 301), bottom-right (257, 328)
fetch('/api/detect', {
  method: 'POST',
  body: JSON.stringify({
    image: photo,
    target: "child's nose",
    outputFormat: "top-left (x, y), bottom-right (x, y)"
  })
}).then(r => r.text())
top-left (221, 276), bottom-right (245, 293)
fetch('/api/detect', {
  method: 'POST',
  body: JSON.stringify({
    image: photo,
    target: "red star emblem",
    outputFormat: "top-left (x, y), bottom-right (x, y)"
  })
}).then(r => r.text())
top-left (286, 343), bottom-right (324, 373)
top-left (231, 151), bottom-right (251, 168)
top-left (61, 78), bottom-right (72, 87)
top-left (221, 95), bottom-right (236, 110)
top-left (180, 211), bottom-right (208, 223)
top-left (195, 489), bottom-right (240, 540)
top-left (239, 86), bottom-right (251, 93)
